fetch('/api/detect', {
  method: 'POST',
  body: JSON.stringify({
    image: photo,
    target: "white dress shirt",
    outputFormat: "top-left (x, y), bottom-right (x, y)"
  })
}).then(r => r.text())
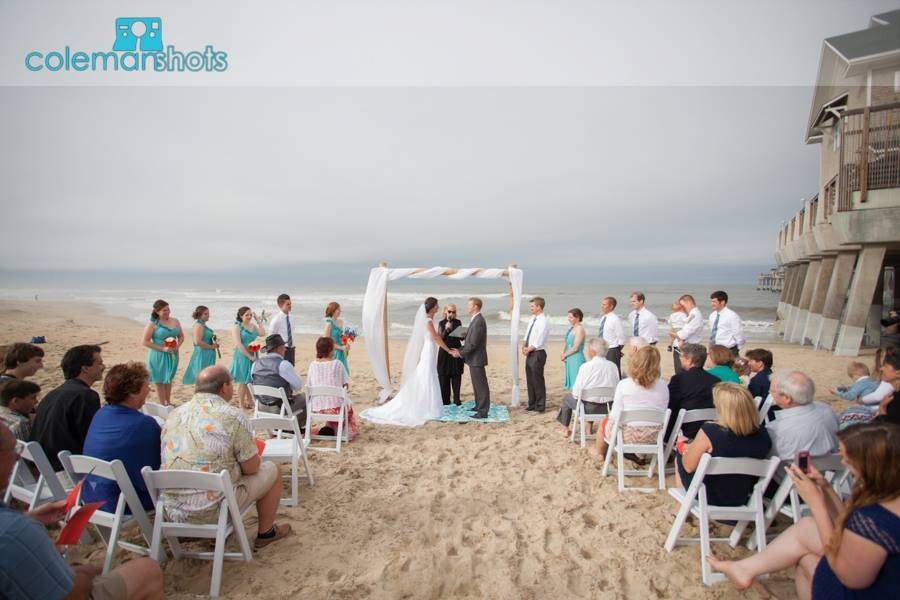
top-left (251, 355), bottom-right (303, 393)
top-left (709, 306), bottom-right (745, 348)
top-left (676, 307), bottom-right (705, 345)
top-left (572, 357), bottom-right (620, 401)
top-left (861, 380), bottom-right (894, 405)
top-left (268, 310), bottom-right (295, 348)
top-left (524, 313), bottom-right (549, 351)
top-left (609, 377), bottom-right (669, 426)
top-left (767, 401), bottom-right (839, 462)
top-left (627, 307), bottom-right (659, 344)
top-left (598, 312), bottom-right (626, 349)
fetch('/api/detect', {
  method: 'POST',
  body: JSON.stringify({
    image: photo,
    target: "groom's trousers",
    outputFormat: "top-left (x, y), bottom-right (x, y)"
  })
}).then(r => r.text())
top-left (469, 365), bottom-right (491, 416)
top-left (525, 349), bottom-right (547, 411)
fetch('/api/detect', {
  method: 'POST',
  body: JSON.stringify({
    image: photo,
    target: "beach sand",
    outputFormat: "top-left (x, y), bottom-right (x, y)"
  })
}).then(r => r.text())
top-left (2, 299), bottom-right (864, 599)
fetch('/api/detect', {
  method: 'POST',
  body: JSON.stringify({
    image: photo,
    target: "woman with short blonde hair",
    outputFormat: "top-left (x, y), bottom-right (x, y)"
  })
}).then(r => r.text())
top-left (713, 382), bottom-right (760, 436)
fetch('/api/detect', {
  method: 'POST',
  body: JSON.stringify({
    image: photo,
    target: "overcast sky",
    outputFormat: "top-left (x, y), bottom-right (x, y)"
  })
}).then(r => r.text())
top-left (1, 0), bottom-right (897, 281)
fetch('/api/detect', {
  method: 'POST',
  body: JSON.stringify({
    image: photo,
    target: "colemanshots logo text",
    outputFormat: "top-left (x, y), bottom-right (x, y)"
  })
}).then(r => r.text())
top-left (25, 17), bottom-right (228, 72)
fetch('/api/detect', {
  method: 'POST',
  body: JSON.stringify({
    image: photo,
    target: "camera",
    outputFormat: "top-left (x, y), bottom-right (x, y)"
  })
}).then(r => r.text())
top-left (113, 17), bottom-right (163, 52)
top-left (796, 450), bottom-right (810, 474)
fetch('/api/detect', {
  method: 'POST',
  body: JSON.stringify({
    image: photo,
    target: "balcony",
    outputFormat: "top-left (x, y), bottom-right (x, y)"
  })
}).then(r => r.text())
top-left (838, 102), bottom-right (900, 211)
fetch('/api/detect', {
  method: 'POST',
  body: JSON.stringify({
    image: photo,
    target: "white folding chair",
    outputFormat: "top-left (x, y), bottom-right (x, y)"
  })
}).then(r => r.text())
top-left (569, 386), bottom-right (615, 447)
top-left (756, 396), bottom-right (773, 425)
top-left (662, 408), bottom-right (718, 473)
top-left (249, 384), bottom-right (301, 419)
top-left (3, 440), bottom-right (70, 510)
top-left (664, 454), bottom-right (781, 585)
top-left (248, 415), bottom-right (314, 507)
top-left (142, 402), bottom-right (172, 421)
top-left (57, 451), bottom-right (160, 573)
top-left (141, 467), bottom-right (253, 598)
top-left (601, 408), bottom-right (671, 492)
top-left (305, 386), bottom-right (350, 453)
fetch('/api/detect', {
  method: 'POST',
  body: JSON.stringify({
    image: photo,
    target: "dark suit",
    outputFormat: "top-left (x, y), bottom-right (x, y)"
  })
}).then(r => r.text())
top-left (458, 312), bottom-right (490, 417)
top-left (665, 366), bottom-right (719, 440)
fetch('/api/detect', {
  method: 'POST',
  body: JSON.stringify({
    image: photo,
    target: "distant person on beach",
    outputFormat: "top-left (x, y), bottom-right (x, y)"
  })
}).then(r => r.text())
top-left (0, 342), bottom-right (45, 382)
top-left (268, 294), bottom-right (297, 366)
top-left (182, 305), bottom-right (218, 385)
top-left (230, 306), bottom-right (266, 409)
top-left (668, 294), bottom-right (704, 374)
top-left (708, 290), bottom-right (744, 356)
top-left (705, 345), bottom-right (742, 383)
top-left (522, 297), bottom-right (549, 413)
top-left (562, 308), bottom-right (587, 390)
top-left (323, 302), bottom-right (351, 375)
top-left (627, 292), bottom-right (658, 345)
top-left (30, 344), bottom-right (104, 471)
top-left (142, 299), bottom-right (183, 406)
top-left (597, 296), bottom-right (626, 376)
top-left (437, 304), bottom-right (465, 406)
top-left (555, 337), bottom-right (619, 437)
top-left (251, 334), bottom-right (306, 421)
top-left (0, 380), bottom-right (40, 440)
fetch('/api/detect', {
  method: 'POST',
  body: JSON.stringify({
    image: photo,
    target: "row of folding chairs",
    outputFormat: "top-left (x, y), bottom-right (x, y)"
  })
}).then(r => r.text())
top-left (250, 383), bottom-right (352, 453)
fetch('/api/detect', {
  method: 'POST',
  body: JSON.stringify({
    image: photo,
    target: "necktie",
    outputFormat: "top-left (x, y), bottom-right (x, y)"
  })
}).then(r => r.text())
top-left (710, 312), bottom-right (719, 345)
top-left (286, 314), bottom-right (293, 348)
top-left (599, 316), bottom-right (607, 338)
top-left (525, 317), bottom-right (536, 346)
top-left (633, 312), bottom-right (640, 337)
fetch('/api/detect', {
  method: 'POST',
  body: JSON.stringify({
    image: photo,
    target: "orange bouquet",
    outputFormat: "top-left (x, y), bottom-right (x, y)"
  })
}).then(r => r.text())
top-left (248, 342), bottom-right (261, 354)
top-left (163, 337), bottom-right (177, 350)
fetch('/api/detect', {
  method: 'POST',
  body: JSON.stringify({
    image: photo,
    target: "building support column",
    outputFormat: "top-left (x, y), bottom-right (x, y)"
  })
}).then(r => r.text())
top-left (815, 251), bottom-right (858, 351)
top-left (784, 262), bottom-right (808, 341)
top-left (803, 255), bottom-right (836, 346)
top-left (790, 259), bottom-right (821, 343)
top-left (776, 266), bottom-right (796, 329)
top-left (835, 245), bottom-right (887, 356)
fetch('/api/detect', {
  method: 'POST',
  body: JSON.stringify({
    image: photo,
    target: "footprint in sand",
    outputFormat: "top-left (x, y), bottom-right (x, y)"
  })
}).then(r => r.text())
top-left (582, 513), bottom-right (598, 528)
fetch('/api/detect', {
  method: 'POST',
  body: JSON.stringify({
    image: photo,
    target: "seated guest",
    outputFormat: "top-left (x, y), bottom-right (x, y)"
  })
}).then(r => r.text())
top-left (30, 344), bottom-right (105, 471)
top-left (0, 380), bottom-right (40, 441)
top-left (858, 348), bottom-right (897, 407)
top-left (555, 338), bottom-right (620, 437)
top-left (733, 357), bottom-right (751, 385)
top-left (306, 336), bottom-right (358, 440)
top-left (709, 422), bottom-right (900, 598)
top-left (745, 348), bottom-right (774, 399)
top-left (588, 346), bottom-right (668, 460)
top-left (250, 334), bottom-right (306, 422)
top-left (705, 344), bottom-right (742, 383)
top-left (161, 366), bottom-right (291, 547)
top-left (82, 363), bottom-right (161, 512)
top-left (665, 343), bottom-right (719, 440)
top-left (833, 361), bottom-right (883, 428)
top-left (675, 383), bottom-right (771, 506)
top-left (0, 342), bottom-right (45, 382)
top-left (0, 423), bottom-right (165, 600)
top-left (624, 336), bottom-right (648, 361)
top-left (767, 370), bottom-right (838, 466)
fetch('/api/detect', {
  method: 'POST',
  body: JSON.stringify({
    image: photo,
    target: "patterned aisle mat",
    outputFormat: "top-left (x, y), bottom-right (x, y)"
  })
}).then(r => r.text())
top-left (438, 401), bottom-right (509, 423)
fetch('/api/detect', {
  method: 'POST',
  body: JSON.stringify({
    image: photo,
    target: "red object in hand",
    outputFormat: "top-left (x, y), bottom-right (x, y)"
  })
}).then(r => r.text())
top-left (341, 335), bottom-right (349, 345)
top-left (248, 342), bottom-right (261, 353)
top-left (255, 438), bottom-right (266, 456)
top-left (63, 480), bottom-right (84, 514)
top-left (56, 502), bottom-right (104, 547)
top-left (163, 337), bottom-right (177, 349)
top-left (675, 438), bottom-right (688, 455)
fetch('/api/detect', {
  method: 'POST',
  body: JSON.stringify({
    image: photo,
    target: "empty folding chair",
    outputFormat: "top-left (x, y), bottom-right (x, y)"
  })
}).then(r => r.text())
top-left (3, 440), bottom-right (70, 510)
top-left (601, 408), bottom-right (671, 492)
top-left (141, 467), bottom-right (253, 598)
top-left (305, 385), bottom-right (350, 453)
top-left (664, 454), bottom-right (781, 585)
top-left (662, 408), bottom-right (717, 473)
top-left (248, 415), bottom-right (314, 507)
top-left (569, 386), bottom-right (615, 447)
top-left (57, 451), bottom-right (159, 573)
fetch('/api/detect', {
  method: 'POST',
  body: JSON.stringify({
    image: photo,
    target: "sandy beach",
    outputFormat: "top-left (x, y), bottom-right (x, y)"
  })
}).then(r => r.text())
top-left (1, 299), bottom-right (865, 599)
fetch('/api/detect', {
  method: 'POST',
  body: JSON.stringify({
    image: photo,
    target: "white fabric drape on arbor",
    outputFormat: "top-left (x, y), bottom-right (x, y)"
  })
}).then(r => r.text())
top-left (362, 266), bottom-right (523, 405)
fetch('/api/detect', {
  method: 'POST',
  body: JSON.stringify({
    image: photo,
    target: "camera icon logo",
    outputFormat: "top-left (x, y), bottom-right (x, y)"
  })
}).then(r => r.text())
top-left (113, 17), bottom-right (163, 52)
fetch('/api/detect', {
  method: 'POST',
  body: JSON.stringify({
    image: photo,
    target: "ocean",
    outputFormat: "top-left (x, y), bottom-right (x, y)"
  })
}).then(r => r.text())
top-left (0, 281), bottom-right (779, 342)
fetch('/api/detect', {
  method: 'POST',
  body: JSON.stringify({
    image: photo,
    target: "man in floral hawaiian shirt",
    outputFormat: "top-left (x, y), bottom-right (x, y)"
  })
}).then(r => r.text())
top-left (160, 366), bottom-right (291, 548)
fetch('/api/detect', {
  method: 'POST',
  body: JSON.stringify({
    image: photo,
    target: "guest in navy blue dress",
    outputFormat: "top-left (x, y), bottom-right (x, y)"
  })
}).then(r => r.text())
top-left (82, 362), bottom-right (161, 512)
top-left (709, 422), bottom-right (900, 599)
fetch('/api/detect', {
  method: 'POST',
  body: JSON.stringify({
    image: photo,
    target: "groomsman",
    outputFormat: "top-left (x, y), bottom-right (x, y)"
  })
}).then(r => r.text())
top-left (669, 294), bottom-right (704, 374)
top-left (709, 290), bottom-right (745, 356)
top-left (598, 296), bottom-right (626, 376)
top-left (268, 294), bottom-right (297, 365)
top-left (627, 292), bottom-right (659, 345)
top-left (522, 297), bottom-right (549, 413)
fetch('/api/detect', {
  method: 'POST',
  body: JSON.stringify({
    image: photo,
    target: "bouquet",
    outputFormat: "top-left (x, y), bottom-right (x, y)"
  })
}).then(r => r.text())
top-left (248, 342), bottom-right (261, 356)
top-left (341, 327), bottom-right (358, 355)
top-left (211, 334), bottom-right (222, 358)
top-left (163, 337), bottom-right (177, 351)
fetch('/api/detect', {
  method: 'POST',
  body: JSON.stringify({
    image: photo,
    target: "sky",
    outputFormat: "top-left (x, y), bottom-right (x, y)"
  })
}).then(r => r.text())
top-left (1, 0), bottom-right (897, 284)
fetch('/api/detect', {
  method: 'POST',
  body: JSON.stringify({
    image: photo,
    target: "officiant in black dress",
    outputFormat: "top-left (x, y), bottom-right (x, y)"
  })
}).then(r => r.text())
top-left (438, 304), bottom-right (465, 405)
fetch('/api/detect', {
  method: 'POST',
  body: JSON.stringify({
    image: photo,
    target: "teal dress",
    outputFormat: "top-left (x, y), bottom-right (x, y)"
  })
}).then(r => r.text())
top-left (230, 323), bottom-right (258, 384)
top-left (147, 320), bottom-right (181, 384)
top-left (563, 327), bottom-right (586, 390)
top-left (182, 321), bottom-right (216, 385)
top-left (326, 317), bottom-right (350, 375)
top-left (706, 365), bottom-right (742, 384)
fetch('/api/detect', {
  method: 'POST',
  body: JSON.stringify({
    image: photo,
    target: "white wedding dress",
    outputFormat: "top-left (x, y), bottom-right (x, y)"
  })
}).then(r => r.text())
top-left (361, 304), bottom-right (444, 427)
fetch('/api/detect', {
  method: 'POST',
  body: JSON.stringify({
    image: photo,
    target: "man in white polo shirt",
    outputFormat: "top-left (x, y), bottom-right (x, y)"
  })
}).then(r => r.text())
top-left (627, 291), bottom-right (658, 345)
top-left (708, 290), bottom-right (744, 357)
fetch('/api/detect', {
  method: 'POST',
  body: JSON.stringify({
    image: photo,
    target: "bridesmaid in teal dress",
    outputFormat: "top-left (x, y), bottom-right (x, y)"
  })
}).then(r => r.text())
top-left (562, 308), bottom-right (587, 390)
top-left (230, 306), bottom-right (266, 409)
top-left (182, 305), bottom-right (218, 385)
top-left (142, 299), bottom-right (184, 406)
top-left (323, 302), bottom-right (351, 375)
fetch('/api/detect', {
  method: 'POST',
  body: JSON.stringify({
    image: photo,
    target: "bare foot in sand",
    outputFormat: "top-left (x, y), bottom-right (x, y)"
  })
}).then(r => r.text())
top-left (707, 556), bottom-right (753, 589)
top-left (587, 446), bottom-right (602, 460)
top-left (557, 426), bottom-right (571, 438)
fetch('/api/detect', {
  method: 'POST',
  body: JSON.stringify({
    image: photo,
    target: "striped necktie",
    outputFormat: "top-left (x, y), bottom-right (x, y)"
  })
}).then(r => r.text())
top-left (599, 316), bottom-right (607, 338)
top-left (525, 318), bottom-right (536, 346)
top-left (633, 312), bottom-right (639, 337)
top-left (710, 312), bottom-right (719, 345)
top-left (286, 314), bottom-right (293, 348)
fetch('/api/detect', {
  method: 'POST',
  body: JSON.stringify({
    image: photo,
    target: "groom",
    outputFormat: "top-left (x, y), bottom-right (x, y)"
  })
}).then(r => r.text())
top-left (452, 297), bottom-right (490, 419)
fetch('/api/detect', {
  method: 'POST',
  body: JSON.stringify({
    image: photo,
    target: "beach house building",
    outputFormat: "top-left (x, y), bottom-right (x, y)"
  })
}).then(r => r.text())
top-left (776, 9), bottom-right (900, 356)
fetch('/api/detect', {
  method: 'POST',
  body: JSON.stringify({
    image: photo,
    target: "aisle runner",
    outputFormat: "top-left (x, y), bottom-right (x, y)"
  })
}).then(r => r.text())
top-left (439, 401), bottom-right (509, 423)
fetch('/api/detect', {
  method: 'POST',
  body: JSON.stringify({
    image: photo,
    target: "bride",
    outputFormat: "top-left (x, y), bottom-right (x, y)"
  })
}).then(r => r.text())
top-left (361, 297), bottom-right (452, 427)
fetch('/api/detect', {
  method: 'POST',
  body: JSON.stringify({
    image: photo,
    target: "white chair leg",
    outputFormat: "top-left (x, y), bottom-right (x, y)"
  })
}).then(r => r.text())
top-left (657, 448), bottom-right (666, 490)
top-left (616, 443), bottom-right (625, 492)
top-left (289, 456), bottom-right (299, 507)
top-left (601, 436), bottom-right (615, 477)
top-left (304, 408), bottom-right (312, 449)
top-left (579, 408), bottom-right (587, 448)
top-left (103, 521), bottom-right (122, 575)
top-left (335, 407), bottom-right (344, 453)
top-left (664, 496), bottom-right (692, 552)
top-left (210, 508), bottom-right (228, 597)
top-left (699, 496), bottom-right (712, 586)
